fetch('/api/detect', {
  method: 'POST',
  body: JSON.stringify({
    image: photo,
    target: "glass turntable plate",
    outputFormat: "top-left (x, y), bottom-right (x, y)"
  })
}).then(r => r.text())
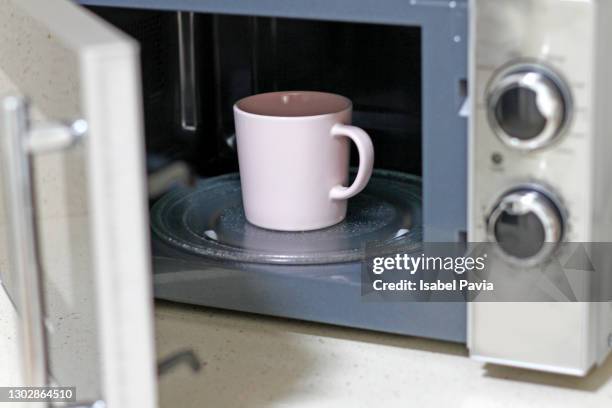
top-left (150, 169), bottom-right (422, 265)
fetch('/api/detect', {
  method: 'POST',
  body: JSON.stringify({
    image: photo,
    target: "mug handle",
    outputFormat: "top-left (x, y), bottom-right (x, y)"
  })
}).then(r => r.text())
top-left (329, 123), bottom-right (375, 200)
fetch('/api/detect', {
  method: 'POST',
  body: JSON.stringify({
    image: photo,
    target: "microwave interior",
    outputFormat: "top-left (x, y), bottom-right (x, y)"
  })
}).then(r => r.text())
top-left (85, 5), bottom-right (467, 343)
top-left (89, 7), bottom-right (423, 177)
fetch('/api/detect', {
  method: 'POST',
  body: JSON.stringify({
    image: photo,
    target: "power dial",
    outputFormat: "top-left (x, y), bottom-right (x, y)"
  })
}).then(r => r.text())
top-left (487, 64), bottom-right (572, 150)
top-left (487, 187), bottom-right (565, 266)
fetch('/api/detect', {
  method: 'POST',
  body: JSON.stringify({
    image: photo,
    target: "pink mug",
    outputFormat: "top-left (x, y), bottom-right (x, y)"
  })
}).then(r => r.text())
top-left (233, 91), bottom-right (375, 231)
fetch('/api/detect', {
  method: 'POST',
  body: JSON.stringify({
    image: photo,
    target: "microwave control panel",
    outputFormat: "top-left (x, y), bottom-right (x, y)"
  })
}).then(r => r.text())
top-left (468, 0), bottom-right (612, 376)
top-left (469, 0), bottom-right (593, 248)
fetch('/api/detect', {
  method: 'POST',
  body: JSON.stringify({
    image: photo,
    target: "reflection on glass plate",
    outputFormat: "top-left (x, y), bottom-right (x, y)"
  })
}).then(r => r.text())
top-left (151, 169), bottom-right (422, 265)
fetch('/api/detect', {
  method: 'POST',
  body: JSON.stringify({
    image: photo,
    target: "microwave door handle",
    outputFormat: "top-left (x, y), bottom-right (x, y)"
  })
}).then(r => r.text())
top-left (1, 95), bottom-right (48, 388)
top-left (0, 96), bottom-right (86, 388)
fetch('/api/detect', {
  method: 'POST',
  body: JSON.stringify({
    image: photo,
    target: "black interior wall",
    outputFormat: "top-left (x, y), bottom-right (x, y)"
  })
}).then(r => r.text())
top-left (88, 7), bottom-right (423, 177)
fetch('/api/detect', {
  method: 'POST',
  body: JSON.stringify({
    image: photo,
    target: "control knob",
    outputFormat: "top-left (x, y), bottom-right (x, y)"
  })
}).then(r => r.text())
top-left (487, 188), bottom-right (564, 266)
top-left (487, 64), bottom-right (571, 150)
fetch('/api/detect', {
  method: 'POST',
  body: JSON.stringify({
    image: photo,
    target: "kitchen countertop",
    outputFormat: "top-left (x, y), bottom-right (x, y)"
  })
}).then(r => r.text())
top-left (155, 300), bottom-right (612, 408)
top-left (2, 290), bottom-right (612, 407)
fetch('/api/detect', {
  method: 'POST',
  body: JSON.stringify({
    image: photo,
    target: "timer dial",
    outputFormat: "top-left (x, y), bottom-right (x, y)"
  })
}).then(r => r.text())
top-left (487, 188), bottom-right (564, 266)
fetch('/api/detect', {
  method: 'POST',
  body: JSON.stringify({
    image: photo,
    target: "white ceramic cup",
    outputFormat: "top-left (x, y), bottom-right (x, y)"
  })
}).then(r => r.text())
top-left (233, 91), bottom-right (374, 231)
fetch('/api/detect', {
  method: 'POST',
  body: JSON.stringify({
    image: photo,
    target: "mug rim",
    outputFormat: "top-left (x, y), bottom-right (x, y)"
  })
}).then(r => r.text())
top-left (234, 90), bottom-right (352, 119)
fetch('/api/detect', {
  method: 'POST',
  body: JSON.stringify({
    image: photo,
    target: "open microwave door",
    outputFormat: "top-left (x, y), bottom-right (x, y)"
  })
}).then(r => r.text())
top-left (0, 0), bottom-right (156, 406)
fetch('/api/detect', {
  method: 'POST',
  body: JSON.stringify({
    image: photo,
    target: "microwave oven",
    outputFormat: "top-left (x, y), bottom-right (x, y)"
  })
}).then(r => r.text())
top-left (0, 0), bottom-right (611, 406)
